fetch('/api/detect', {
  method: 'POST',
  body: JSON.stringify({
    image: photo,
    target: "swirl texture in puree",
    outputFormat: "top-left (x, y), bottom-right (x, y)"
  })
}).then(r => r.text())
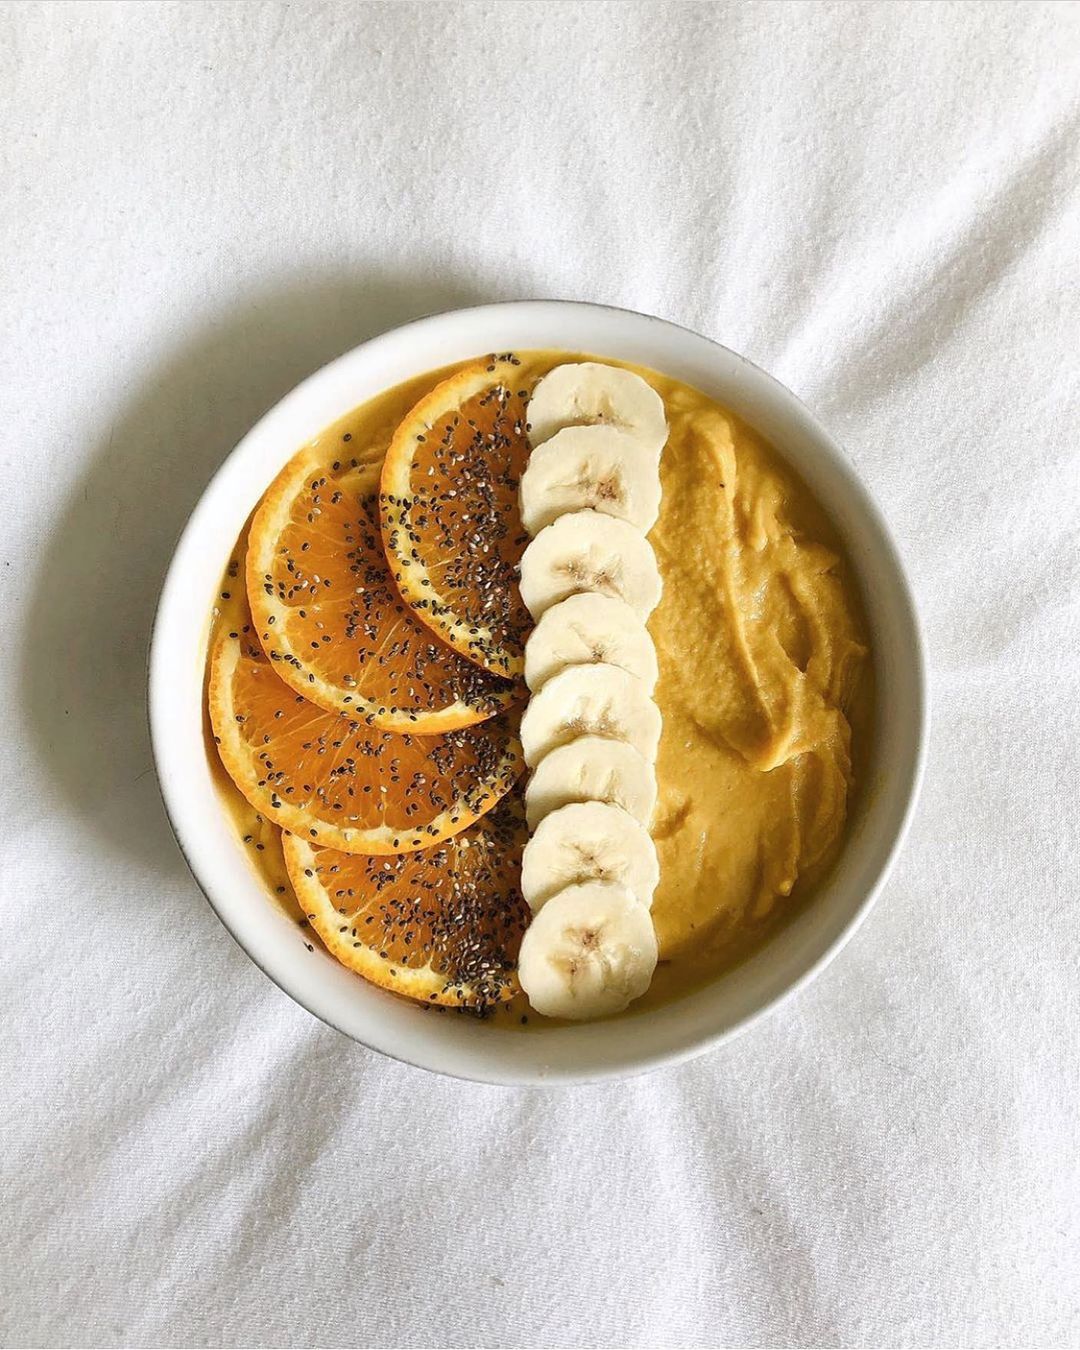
top-left (641, 375), bottom-right (870, 1007)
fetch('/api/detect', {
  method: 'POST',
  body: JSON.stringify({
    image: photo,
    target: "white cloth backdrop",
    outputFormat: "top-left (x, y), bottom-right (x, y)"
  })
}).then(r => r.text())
top-left (2, 2), bottom-right (1078, 1346)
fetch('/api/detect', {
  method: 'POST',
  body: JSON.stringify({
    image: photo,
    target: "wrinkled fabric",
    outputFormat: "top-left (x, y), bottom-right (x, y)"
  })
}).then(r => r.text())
top-left (2, 2), bottom-right (1078, 1346)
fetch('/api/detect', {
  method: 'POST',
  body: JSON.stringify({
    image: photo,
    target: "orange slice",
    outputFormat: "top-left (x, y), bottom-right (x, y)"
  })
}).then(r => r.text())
top-left (285, 793), bottom-right (529, 1009)
top-left (247, 448), bottom-right (515, 730)
top-left (209, 623), bottom-right (523, 855)
top-left (380, 357), bottom-right (532, 678)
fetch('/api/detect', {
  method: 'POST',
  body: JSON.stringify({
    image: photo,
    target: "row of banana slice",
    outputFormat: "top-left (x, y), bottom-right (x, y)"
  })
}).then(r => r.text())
top-left (513, 363), bottom-right (667, 1021)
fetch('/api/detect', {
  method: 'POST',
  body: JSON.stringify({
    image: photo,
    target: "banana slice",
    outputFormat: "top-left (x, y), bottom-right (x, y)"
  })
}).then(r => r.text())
top-left (524, 735), bottom-right (657, 831)
top-left (518, 509), bottom-right (662, 622)
top-left (517, 882), bottom-right (658, 1020)
top-left (527, 363), bottom-right (668, 457)
top-left (521, 801), bottom-right (659, 913)
top-left (519, 425), bottom-right (661, 536)
top-left (520, 663), bottom-right (661, 769)
top-left (524, 592), bottom-right (658, 693)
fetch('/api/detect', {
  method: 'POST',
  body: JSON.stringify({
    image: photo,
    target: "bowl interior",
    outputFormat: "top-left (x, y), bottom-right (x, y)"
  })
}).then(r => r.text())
top-left (150, 301), bottom-right (925, 1085)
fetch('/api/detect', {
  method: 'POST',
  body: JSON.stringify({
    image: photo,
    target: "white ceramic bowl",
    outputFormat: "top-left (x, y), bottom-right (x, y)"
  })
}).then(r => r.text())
top-left (149, 300), bottom-right (926, 1085)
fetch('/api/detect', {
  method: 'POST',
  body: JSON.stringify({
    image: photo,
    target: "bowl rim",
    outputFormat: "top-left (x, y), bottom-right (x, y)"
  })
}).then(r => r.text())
top-left (148, 298), bottom-right (928, 1086)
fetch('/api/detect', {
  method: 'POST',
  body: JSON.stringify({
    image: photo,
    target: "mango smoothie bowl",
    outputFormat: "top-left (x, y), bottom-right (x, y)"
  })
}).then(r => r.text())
top-left (150, 303), bottom-right (925, 1083)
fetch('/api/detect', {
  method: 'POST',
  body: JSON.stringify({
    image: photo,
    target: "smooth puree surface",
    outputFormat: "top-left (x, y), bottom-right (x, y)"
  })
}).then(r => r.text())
top-left (208, 352), bottom-right (871, 1018)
